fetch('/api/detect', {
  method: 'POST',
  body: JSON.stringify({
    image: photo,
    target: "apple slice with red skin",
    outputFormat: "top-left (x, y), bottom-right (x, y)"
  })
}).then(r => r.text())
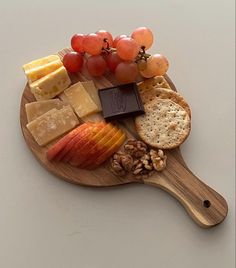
top-left (65, 122), bottom-right (105, 164)
top-left (69, 123), bottom-right (112, 166)
top-left (85, 131), bottom-right (126, 169)
top-left (55, 123), bottom-right (96, 162)
top-left (46, 123), bottom-right (90, 161)
top-left (79, 126), bottom-right (118, 168)
top-left (90, 132), bottom-right (126, 169)
top-left (71, 123), bottom-right (114, 167)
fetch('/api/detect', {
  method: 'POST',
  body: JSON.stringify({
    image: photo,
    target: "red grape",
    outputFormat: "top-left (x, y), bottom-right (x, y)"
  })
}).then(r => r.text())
top-left (86, 55), bottom-right (107, 76)
top-left (116, 37), bottom-right (140, 61)
top-left (71, 34), bottom-right (85, 53)
top-left (131, 27), bottom-right (153, 49)
top-left (105, 52), bottom-right (123, 73)
top-left (140, 54), bottom-right (169, 78)
top-left (63, 52), bottom-right (84, 73)
top-left (137, 59), bottom-right (147, 71)
top-left (113, 34), bottom-right (127, 48)
top-left (139, 65), bottom-right (154, 78)
top-left (83, 33), bottom-right (103, 55)
top-left (115, 62), bottom-right (138, 83)
top-left (96, 30), bottom-right (113, 48)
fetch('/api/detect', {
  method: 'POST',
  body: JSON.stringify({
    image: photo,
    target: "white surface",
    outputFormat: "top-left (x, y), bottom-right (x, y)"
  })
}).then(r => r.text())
top-left (0, 0), bottom-right (235, 267)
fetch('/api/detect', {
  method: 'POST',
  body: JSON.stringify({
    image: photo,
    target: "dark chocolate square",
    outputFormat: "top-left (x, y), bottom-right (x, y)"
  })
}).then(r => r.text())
top-left (98, 83), bottom-right (144, 121)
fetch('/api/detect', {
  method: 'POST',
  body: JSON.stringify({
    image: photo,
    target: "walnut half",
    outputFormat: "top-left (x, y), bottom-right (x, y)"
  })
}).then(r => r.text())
top-left (150, 149), bottom-right (167, 171)
top-left (132, 154), bottom-right (153, 180)
top-left (110, 140), bottom-right (167, 179)
top-left (124, 139), bottom-right (147, 158)
top-left (110, 152), bottom-right (133, 176)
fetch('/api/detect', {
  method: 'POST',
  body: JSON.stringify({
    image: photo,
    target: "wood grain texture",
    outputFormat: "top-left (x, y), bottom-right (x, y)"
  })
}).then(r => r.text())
top-left (20, 48), bottom-right (228, 228)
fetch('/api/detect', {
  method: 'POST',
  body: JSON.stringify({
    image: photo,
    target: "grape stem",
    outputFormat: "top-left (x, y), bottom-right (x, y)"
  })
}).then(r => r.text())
top-left (135, 46), bottom-right (151, 63)
top-left (141, 46), bottom-right (146, 53)
top-left (101, 39), bottom-right (114, 55)
top-left (104, 38), bottom-right (109, 49)
top-left (102, 46), bottom-right (116, 55)
top-left (100, 44), bottom-right (151, 61)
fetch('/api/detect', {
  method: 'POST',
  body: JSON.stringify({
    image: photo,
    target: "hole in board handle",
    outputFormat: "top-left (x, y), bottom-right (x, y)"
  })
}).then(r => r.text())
top-left (203, 200), bottom-right (211, 208)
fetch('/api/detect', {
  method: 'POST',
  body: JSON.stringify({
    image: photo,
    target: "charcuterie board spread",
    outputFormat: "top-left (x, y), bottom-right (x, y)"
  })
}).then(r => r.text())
top-left (20, 27), bottom-right (228, 228)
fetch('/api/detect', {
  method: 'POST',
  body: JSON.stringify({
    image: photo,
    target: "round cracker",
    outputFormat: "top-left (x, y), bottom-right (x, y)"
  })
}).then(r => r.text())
top-left (139, 87), bottom-right (191, 118)
top-left (138, 76), bottom-right (171, 94)
top-left (135, 99), bottom-right (191, 149)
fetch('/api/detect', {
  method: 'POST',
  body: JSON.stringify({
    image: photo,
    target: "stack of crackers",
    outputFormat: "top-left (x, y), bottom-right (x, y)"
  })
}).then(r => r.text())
top-left (135, 76), bottom-right (191, 149)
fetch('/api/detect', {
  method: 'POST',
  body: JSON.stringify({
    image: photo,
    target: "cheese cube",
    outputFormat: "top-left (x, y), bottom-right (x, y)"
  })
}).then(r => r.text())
top-left (64, 82), bottom-right (99, 118)
top-left (81, 81), bottom-right (102, 111)
top-left (23, 55), bottom-right (62, 83)
top-left (26, 106), bottom-right (79, 146)
top-left (25, 99), bottom-right (65, 122)
top-left (30, 66), bottom-right (71, 101)
top-left (59, 81), bottom-right (102, 111)
top-left (59, 91), bottom-right (103, 122)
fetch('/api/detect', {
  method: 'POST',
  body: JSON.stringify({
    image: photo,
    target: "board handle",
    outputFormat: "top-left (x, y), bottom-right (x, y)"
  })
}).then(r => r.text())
top-left (143, 153), bottom-right (228, 228)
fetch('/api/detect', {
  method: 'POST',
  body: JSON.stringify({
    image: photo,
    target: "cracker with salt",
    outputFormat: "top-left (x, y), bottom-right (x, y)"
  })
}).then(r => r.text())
top-left (135, 99), bottom-right (191, 149)
top-left (138, 76), bottom-right (171, 94)
top-left (139, 87), bottom-right (191, 117)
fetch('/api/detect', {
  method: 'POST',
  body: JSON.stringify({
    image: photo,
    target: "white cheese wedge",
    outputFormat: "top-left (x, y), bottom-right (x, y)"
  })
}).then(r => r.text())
top-left (81, 81), bottom-right (102, 111)
top-left (64, 82), bottom-right (99, 118)
top-left (30, 66), bottom-right (71, 101)
top-left (25, 99), bottom-right (65, 122)
top-left (59, 81), bottom-right (102, 111)
top-left (26, 105), bottom-right (79, 146)
top-left (59, 91), bottom-right (103, 122)
top-left (23, 55), bottom-right (62, 83)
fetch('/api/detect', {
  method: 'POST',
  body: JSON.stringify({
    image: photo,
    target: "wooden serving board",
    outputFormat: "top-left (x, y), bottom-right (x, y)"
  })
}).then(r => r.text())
top-left (20, 48), bottom-right (228, 228)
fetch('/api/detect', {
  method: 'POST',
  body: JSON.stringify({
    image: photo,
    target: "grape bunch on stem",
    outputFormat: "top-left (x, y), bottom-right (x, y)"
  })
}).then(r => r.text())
top-left (63, 27), bottom-right (169, 83)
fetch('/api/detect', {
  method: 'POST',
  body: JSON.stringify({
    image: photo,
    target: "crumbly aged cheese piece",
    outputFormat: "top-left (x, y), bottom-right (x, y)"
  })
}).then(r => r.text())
top-left (64, 82), bottom-right (99, 118)
top-left (23, 55), bottom-right (62, 83)
top-left (25, 99), bottom-right (65, 122)
top-left (81, 81), bottom-right (102, 111)
top-left (30, 66), bottom-right (71, 100)
top-left (26, 106), bottom-right (79, 146)
top-left (58, 92), bottom-right (70, 104)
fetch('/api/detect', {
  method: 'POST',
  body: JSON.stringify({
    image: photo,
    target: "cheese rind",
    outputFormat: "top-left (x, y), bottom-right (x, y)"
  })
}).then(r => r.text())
top-left (26, 106), bottom-right (79, 146)
top-left (23, 55), bottom-right (62, 83)
top-left (64, 82), bottom-right (99, 118)
top-left (30, 66), bottom-right (71, 100)
top-left (81, 81), bottom-right (102, 111)
top-left (25, 99), bottom-right (65, 122)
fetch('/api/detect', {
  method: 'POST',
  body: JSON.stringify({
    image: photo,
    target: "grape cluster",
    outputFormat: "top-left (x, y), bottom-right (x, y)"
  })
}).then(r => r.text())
top-left (63, 27), bottom-right (169, 83)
